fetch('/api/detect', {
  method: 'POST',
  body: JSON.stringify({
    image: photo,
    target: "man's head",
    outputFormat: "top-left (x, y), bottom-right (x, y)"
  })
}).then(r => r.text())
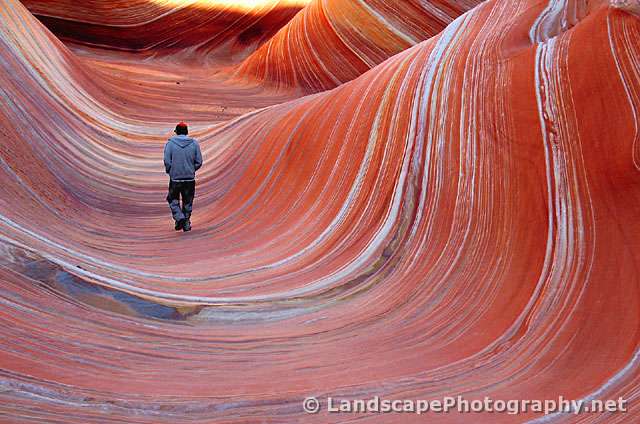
top-left (175, 122), bottom-right (188, 136)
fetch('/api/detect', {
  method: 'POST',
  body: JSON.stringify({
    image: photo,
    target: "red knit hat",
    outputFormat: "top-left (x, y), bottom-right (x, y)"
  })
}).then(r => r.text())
top-left (175, 121), bottom-right (189, 135)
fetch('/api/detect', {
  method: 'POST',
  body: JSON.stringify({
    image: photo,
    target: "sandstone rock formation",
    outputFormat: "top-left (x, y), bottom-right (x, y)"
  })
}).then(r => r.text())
top-left (1, 0), bottom-right (639, 422)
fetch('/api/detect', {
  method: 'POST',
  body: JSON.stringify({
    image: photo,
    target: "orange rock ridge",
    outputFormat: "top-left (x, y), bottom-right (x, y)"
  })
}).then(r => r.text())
top-left (237, 0), bottom-right (483, 92)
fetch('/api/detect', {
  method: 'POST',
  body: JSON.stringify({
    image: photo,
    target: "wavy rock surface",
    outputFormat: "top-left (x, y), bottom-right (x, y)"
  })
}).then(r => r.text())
top-left (1, 0), bottom-right (640, 423)
top-left (236, 0), bottom-right (483, 92)
top-left (21, 0), bottom-right (310, 63)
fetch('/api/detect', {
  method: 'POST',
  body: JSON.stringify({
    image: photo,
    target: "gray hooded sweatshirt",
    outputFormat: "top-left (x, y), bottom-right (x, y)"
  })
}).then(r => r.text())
top-left (164, 135), bottom-right (203, 181)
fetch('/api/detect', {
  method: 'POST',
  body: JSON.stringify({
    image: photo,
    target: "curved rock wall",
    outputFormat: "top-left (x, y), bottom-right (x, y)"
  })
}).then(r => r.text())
top-left (0, 0), bottom-right (639, 422)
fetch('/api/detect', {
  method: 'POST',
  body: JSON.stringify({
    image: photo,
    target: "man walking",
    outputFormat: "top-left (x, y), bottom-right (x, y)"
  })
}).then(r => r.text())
top-left (164, 122), bottom-right (202, 232)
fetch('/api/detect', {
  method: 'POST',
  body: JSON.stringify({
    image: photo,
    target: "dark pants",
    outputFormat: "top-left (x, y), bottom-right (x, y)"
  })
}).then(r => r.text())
top-left (166, 180), bottom-right (195, 222)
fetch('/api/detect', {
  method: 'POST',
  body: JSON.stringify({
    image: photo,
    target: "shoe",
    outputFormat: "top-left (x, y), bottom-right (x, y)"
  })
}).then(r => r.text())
top-left (175, 218), bottom-right (185, 231)
top-left (183, 220), bottom-right (192, 232)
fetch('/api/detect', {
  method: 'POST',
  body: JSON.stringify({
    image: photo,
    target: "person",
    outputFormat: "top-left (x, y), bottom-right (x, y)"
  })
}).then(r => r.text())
top-left (164, 122), bottom-right (202, 232)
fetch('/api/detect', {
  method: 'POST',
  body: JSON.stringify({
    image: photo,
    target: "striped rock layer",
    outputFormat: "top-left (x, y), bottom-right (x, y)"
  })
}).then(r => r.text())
top-left (21, 0), bottom-right (310, 63)
top-left (1, 0), bottom-right (640, 423)
top-left (236, 0), bottom-right (482, 92)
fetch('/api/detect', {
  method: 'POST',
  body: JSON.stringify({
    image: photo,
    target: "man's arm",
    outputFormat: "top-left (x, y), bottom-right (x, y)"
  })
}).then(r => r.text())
top-left (194, 142), bottom-right (203, 171)
top-left (163, 142), bottom-right (172, 174)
